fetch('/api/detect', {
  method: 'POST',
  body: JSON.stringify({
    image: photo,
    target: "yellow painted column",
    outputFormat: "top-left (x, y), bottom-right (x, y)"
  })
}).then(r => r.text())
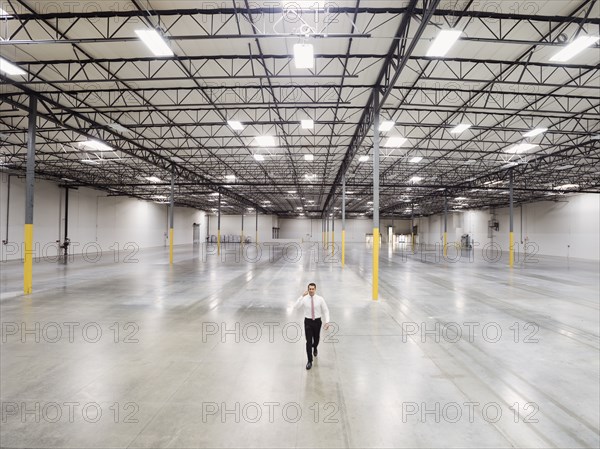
top-left (509, 231), bottom-right (515, 268)
top-left (443, 232), bottom-right (448, 258)
top-left (372, 228), bottom-right (379, 300)
top-left (169, 228), bottom-right (174, 264)
top-left (342, 230), bottom-right (346, 267)
top-left (24, 224), bottom-right (33, 294)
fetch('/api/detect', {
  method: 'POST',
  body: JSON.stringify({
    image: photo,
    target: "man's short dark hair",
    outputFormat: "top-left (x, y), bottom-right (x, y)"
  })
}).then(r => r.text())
top-left (308, 283), bottom-right (317, 289)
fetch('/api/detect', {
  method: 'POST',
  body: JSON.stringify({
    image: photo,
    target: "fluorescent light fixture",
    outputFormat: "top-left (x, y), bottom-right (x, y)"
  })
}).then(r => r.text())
top-left (81, 159), bottom-right (100, 165)
top-left (253, 154), bottom-right (265, 161)
top-left (345, 191), bottom-right (354, 194)
top-left (553, 184), bottom-right (579, 190)
top-left (210, 192), bottom-right (220, 196)
top-left (153, 195), bottom-right (168, 200)
top-left (500, 162), bottom-right (519, 170)
top-left (0, 57), bottom-right (26, 76)
top-left (145, 176), bottom-right (163, 183)
top-left (556, 164), bottom-right (575, 171)
top-left (296, 207), bottom-right (303, 210)
top-left (288, 190), bottom-right (297, 194)
top-left (409, 176), bottom-right (423, 183)
top-left (293, 43), bottom-right (314, 69)
top-left (359, 155), bottom-right (369, 162)
top-left (450, 123), bottom-right (471, 134)
top-left (427, 29), bottom-right (462, 57)
top-left (379, 120), bottom-right (395, 132)
top-left (455, 197), bottom-right (467, 201)
top-left (80, 140), bottom-right (113, 152)
top-left (228, 120), bottom-right (244, 131)
top-left (225, 174), bottom-right (236, 181)
top-left (304, 154), bottom-right (314, 161)
top-left (550, 35), bottom-right (599, 62)
top-left (504, 143), bottom-right (538, 154)
top-left (409, 156), bottom-right (423, 163)
top-left (304, 173), bottom-right (316, 180)
top-left (523, 127), bottom-right (547, 137)
top-left (301, 119), bottom-right (314, 129)
top-left (108, 123), bottom-right (130, 134)
top-left (484, 180), bottom-right (503, 185)
top-left (135, 29), bottom-right (173, 57)
top-left (255, 135), bottom-right (276, 146)
top-left (384, 136), bottom-right (407, 147)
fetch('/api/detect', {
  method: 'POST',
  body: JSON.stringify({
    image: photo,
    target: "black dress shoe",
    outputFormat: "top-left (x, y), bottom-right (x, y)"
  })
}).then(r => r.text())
top-left (313, 348), bottom-right (318, 357)
top-left (306, 361), bottom-right (312, 370)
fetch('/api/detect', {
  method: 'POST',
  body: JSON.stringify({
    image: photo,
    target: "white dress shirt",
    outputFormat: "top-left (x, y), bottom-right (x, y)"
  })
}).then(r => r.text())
top-left (294, 294), bottom-right (330, 323)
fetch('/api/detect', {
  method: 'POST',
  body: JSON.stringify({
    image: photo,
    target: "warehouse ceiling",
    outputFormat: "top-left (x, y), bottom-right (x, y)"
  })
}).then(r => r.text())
top-left (0, 0), bottom-right (599, 218)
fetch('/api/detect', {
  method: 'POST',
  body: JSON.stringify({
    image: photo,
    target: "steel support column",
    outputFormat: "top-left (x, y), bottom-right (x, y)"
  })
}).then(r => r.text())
top-left (169, 165), bottom-right (175, 265)
top-left (331, 206), bottom-right (335, 259)
top-left (443, 196), bottom-right (448, 258)
top-left (509, 169), bottom-right (515, 267)
top-left (411, 203), bottom-right (415, 253)
top-left (342, 174), bottom-right (346, 267)
top-left (372, 91), bottom-right (380, 301)
top-left (217, 191), bottom-right (221, 255)
top-left (24, 97), bottom-right (37, 295)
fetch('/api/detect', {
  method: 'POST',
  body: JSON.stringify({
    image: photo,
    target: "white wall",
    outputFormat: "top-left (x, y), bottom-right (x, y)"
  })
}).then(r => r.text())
top-left (207, 213), bottom-right (276, 242)
top-left (279, 218), bottom-right (412, 243)
top-left (0, 173), bottom-right (206, 261)
top-left (417, 193), bottom-right (600, 260)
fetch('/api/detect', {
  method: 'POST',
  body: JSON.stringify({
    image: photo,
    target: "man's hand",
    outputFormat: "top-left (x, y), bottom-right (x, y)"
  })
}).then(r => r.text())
top-left (324, 323), bottom-right (330, 330)
top-left (302, 290), bottom-right (308, 296)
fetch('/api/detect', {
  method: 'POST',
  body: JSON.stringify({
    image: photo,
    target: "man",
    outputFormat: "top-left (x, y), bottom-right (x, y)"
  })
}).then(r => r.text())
top-left (294, 283), bottom-right (330, 370)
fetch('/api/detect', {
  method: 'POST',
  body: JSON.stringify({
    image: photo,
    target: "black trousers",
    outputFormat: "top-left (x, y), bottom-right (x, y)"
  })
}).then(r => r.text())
top-left (304, 317), bottom-right (322, 362)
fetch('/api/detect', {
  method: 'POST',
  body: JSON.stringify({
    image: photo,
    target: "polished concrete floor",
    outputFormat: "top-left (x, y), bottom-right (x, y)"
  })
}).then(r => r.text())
top-left (1, 242), bottom-right (598, 448)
